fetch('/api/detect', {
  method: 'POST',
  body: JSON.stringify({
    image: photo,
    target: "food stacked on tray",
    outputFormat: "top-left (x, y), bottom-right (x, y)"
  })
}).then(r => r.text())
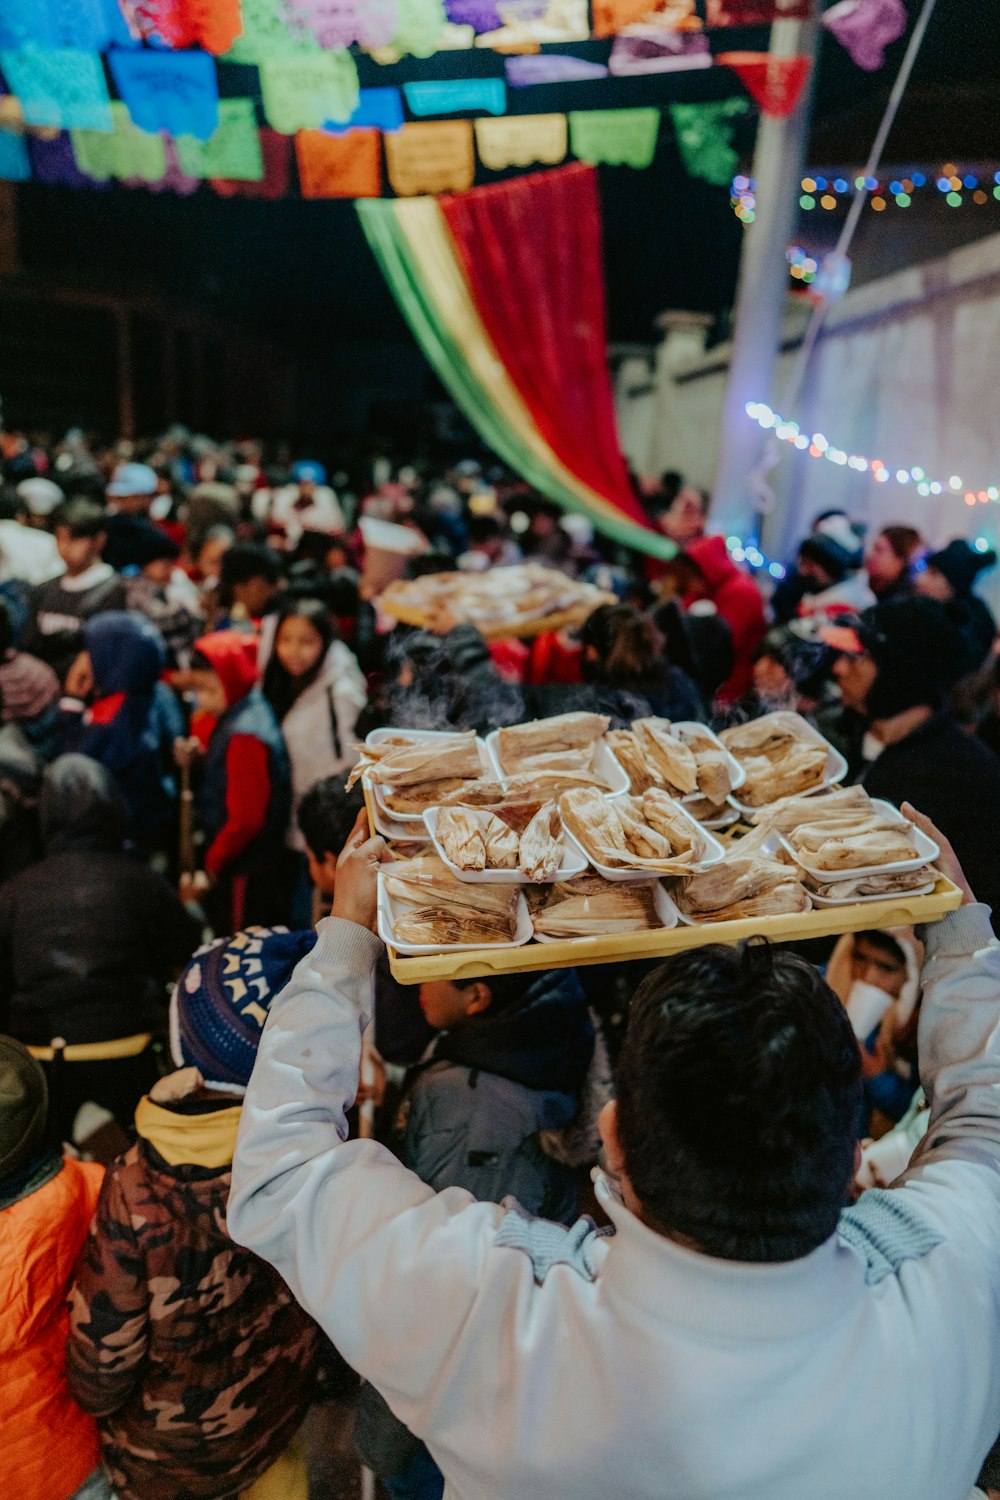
top-left (377, 563), bottom-right (616, 636)
top-left (355, 711), bottom-right (945, 958)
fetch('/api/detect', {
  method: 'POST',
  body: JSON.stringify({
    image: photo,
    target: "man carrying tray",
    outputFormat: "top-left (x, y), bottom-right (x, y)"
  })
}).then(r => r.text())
top-left (229, 808), bottom-right (1000, 1500)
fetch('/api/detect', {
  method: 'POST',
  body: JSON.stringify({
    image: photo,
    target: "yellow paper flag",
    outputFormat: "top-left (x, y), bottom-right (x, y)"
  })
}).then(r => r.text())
top-left (474, 115), bottom-right (567, 170)
top-left (385, 120), bottom-right (474, 196)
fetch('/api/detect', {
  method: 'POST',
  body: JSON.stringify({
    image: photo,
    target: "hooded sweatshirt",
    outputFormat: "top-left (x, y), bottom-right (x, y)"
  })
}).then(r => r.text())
top-left (0, 755), bottom-right (199, 1044)
top-left (402, 969), bottom-right (594, 1224)
top-left (58, 611), bottom-right (182, 849)
top-left (68, 1072), bottom-right (320, 1500)
top-left (682, 536), bottom-right (766, 702)
top-left (195, 632), bottom-right (291, 879)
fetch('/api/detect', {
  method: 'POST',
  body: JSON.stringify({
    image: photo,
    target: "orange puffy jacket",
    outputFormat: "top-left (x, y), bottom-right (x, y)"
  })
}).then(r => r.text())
top-left (1, 1156), bottom-right (104, 1500)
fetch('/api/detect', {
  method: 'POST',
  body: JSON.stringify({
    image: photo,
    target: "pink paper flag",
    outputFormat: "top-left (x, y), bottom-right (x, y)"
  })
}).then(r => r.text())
top-left (821, 0), bottom-right (906, 70)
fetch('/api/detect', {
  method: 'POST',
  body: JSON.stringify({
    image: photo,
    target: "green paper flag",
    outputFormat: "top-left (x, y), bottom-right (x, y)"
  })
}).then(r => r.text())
top-left (669, 97), bottom-right (749, 187)
top-left (259, 51), bottom-right (360, 133)
top-left (224, 0), bottom-right (321, 63)
top-left (568, 108), bottom-right (660, 169)
top-left (390, 0), bottom-right (448, 59)
top-left (175, 98), bottom-right (264, 180)
top-left (72, 101), bottom-right (167, 182)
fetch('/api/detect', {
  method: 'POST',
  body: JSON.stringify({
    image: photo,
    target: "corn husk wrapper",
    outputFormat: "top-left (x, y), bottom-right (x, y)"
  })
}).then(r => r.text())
top-left (435, 807), bottom-right (488, 871)
top-left (393, 907), bottom-right (516, 945)
top-left (679, 881), bottom-right (810, 923)
top-left (507, 745), bottom-right (597, 776)
top-left (751, 785), bottom-right (871, 831)
top-left (497, 712), bottom-right (609, 769)
top-left (485, 814), bottom-right (520, 869)
top-left (633, 718), bottom-right (699, 795)
top-left (736, 742), bottom-right (827, 806)
top-left (504, 769), bottom-right (609, 799)
top-left (385, 778), bottom-right (476, 813)
top-left (678, 855), bottom-right (797, 914)
top-left (805, 867), bottom-right (934, 899)
top-left (792, 827), bottom-right (917, 871)
top-left (384, 856), bottom-right (518, 922)
top-left (533, 880), bottom-right (661, 938)
top-left (518, 803), bottom-right (564, 882)
top-left (788, 815), bottom-right (908, 852)
top-left (719, 711), bottom-right (812, 759)
top-left (606, 730), bottom-right (665, 795)
top-left (560, 789), bottom-right (702, 874)
top-left (349, 731), bottom-right (481, 791)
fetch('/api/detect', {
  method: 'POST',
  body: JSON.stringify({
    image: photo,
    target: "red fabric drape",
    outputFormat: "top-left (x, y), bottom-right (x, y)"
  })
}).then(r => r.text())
top-left (440, 164), bottom-right (647, 528)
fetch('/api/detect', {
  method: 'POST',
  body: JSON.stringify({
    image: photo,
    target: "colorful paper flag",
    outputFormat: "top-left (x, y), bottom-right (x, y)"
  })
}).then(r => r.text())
top-left (0, 47), bottom-right (111, 132)
top-left (592, 0), bottom-right (664, 37)
top-left (444, 0), bottom-right (502, 29)
top-left (28, 129), bottom-right (104, 186)
top-left (324, 87), bottom-right (404, 134)
top-left (718, 52), bottom-right (811, 116)
top-left (296, 126), bottom-right (382, 197)
top-left (389, 0), bottom-right (449, 57)
top-left (212, 127), bottom-right (291, 197)
top-left (125, 0), bottom-right (242, 52)
top-left (821, 0), bottom-right (906, 71)
top-left (609, 29), bottom-right (711, 74)
top-left (475, 0), bottom-right (588, 49)
top-left (0, 0), bottom-right (129, 53)
top-left (260, 52), bottom-right (360, 134)
top-left (404, 78), bottom-right (506, 116)
top-left (108, 48), bottom-right (219, 141)
top-left (0, 129), bottom-right (30, 180)
top-left (384, 119), bottom-right (474, 195)
top-left (569, 107), bottom-right (660, 169)
top-left (72, 101), bottom-right (167, 181)
top-left (284, 0), bottom-right (398, 50)
top-left (224, 0), bottom-right (321, 61)
top-left (669, 97), bottom-right (748, 186)
top-left (705, 0), bottom-right (812, 21)
top-left (122, 137), bottom-right (200, 194)
top-left (175, 98), bottom-right (263, 180)
top-left (475, 113), bottom-right (567, 169)
top-left (505, 53), bottom-right (609, 84)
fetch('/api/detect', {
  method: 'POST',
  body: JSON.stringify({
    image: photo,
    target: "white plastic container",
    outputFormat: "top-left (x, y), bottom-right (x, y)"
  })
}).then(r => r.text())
top-left (533, 879), bottom-right (679, 942)
top-left (423, 805), bottom-right (587, 884)
top-left (376, 872), bottom-right (533, 956)
top-left (808, 880), bottom-right (935, 908)
top-left (485, 728), bottom-right (630, 798)
top-left (364, 728), bottom-right (494, 825)
top-left (778, 799), bottom-right (939, 882)
top-left (562, 801), bottom-right (726, 883)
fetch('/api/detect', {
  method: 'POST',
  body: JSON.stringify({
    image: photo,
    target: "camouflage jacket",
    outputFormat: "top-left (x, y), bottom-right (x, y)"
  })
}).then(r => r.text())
top-left (67, 1094), bottom-right (321, 1500)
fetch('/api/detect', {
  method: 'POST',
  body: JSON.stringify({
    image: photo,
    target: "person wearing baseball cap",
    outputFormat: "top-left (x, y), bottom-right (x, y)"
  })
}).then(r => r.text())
top-left (67, 927), bottom-right (322, 1500)
top-left (828, 595), bottom-right (1000, 925)
top-left (104, 464), bottom-right (168, 571)
top-left (0, 1035), bottom-right (106, 1500)
top-left (16, 475), bottom-right (64, 526)
top-left (266, 459), bottom-right (345, 550)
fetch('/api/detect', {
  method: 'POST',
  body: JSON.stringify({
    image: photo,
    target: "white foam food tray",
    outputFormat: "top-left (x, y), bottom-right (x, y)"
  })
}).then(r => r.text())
top-left (778, 798), bottom-right (940, 881)
top-left (562, 799), bottom-right (726, 883)
top-left (423, 805), bottom-right (587, 884)
top-left (484, 728), bottom-right (630, 798)
top-left (533, 878), bottom-right (678, 942)
top-left (376, 871), bottom-right (533, 955)
top-left (364, 727), bottom-right (494, 825)
top-left (725, 713), bottom-right (849, 817)
top-left (808, 881), bottom-right (936, 908)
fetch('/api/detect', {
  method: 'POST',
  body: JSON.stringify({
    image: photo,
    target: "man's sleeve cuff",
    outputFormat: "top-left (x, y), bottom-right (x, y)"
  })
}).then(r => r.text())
top-left (313, 916), bottom-right (384, 976)
top-left (922, 902), bottom-right (996, 959)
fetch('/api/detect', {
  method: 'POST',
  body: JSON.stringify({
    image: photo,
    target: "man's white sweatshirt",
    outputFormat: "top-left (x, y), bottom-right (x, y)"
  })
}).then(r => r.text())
top-left (229, 904), bottom-right (1000, 1500)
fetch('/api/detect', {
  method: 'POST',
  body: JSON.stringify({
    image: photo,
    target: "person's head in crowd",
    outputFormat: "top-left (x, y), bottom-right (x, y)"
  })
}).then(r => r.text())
top-left (0, 484), bottom-right (24, 522)
top-left (262, 598), bottom-right (336, 722)
top-left (579, 603), bottom-right (667, 689)
top-left (828, 596), bottom-right (966, 724)
top-left (125, 518), bottom-right (182, 586)
top-left (291, 460), bottom-right (326, 500)
top-left (865, 526), bottom-right (923, 600)
top-left (915, 539), bottom-right (997, 604)
top-left (796, 534), bottom-right (855, 595)
top-left (195, 524), bottom-right (234, 585)
top-left (418, 973), bottom-right (533, 1032)
top-left (463, 514), bottom-right (506, 568)
top-left (52, 499), bottom-right (108, 578)
top-left (0, 1034), bottom-right (49, 1183)
top-left (811, 510), bottom-right (863, 563)
top-left (297, 773), bottom-right (363, 895)
top-left (39, 753), bottom-right (127, 855)
top-left (106, 461), bottom-right (158, 516)
top-left (218, 542), bottom-right (282, 620)
top-left (657, 486), bottom-right (710, 547)
top-left (324, 536), bottom-right (352, 572)
top-left (604, 941), bottom-right (862, 1262)
top-left (652, 598), bottom-right (735, 704)
top-left (81, 611), bottom-right (166, 700)
top-left (188, 631), bottom-right (260, 719)
top-left (170, 927), bottom-right (318, 1093)
top-left (16, 476), bottom-right (63, 529)
top-left (409, 551), bottom-right (457, 580)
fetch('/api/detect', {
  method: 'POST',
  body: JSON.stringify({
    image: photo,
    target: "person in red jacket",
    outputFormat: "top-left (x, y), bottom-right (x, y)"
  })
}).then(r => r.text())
top-left (0, 1035), bottom-right (106, 1500)
top-left (678, 535), bottom-right (767, 703)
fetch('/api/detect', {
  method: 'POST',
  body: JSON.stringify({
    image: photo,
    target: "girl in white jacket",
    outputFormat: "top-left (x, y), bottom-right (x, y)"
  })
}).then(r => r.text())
top-left (261, 599), bottom-right (367, 855)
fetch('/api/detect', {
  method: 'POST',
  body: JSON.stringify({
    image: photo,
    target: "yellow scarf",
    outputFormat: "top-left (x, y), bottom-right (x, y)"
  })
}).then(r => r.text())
top-left (134, 1095), bottom-right (242, 1169)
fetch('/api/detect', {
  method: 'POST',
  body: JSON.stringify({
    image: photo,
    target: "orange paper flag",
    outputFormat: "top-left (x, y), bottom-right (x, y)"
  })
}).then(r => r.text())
top-left (592, 0), bottom-right (669, 36)
top-left (385, 121), bottom-right (475, 196)
top-left (296, 127), bottom-right (383, 198)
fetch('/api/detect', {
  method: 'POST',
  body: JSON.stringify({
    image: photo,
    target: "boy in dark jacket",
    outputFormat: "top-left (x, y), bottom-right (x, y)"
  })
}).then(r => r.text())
top-left (68, 925), bottom-right (322, 1500)
top-left (23, 500), bottom-right (126, 682)
top-left (0, 755), bottom-right (199, 1139)
top-left (183, 630), bottom-right (291, 928)
top-left (58, 611), bottom-right (183, 855)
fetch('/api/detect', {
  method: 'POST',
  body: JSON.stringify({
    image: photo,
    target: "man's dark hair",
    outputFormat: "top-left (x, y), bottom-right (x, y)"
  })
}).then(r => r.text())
top-left (615, 942), bottom-right (862, 1263)
top-left (51, 498), bottom-right (108, 539)
top-left (855, 929), bottom-right (906, 967)
top-left (297, 773), bottom-right (363, 860)
top-left (220, 542), bottom-right (282, 587)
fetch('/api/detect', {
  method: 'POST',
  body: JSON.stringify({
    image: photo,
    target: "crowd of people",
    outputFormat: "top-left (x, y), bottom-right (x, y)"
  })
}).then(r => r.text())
top-left (4, 422), bottom-right (1000, 1500)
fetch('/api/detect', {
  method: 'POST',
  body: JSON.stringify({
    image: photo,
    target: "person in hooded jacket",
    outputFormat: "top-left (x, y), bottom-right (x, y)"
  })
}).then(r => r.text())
top-left (355, 968), bottom-right (595, 1500)
top-left (58, 611), bottom-right (183, 856)
top-left (68, 927), bottom-right (323, 1500)
top-left (182, 630), bottom-right (291, 929)
top-left (0, 755), bottom-right (199, 1140)
top-left (0, 1035), bottom-right (107, 1500)
top-left (914, 538), bottom-right (997, 675)
top-left (676, 535), bottom-right (766, 703)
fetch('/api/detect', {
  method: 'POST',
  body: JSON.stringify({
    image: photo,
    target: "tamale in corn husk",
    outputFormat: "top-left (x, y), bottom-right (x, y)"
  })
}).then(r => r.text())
top-left (804, 867), bottom-right (933, 899)
top-left (751, 785), bottom-right (870, 830)
top-left (385, 778), bottom-right (478, 813)
top-left (533, 880), bottom-right (661, 939)
top-left (350, 731), bottom-right (482, 792)
top-left (384, 857), bottom-right (518, 923)
top-left (793, 828), bottom-right (917, 871)
top-left (632, 718), bottom-right (699, 795)
top-left (606, 730), bottom-right (665, 795)
top-left (677, 855), bottom-right (797, 915)
top-left (485, 814), bottom-right (520, 869)
top-left (393, 907), bottom-right (517, 946)
top-left (435, 807), bottom-right (488, 871)
top-left (736, 742), bottom-right (827, 807)
top-left (518, 803), bottom-right (564, 882)
top-left (496, 712), bottom-right (609, 770)
top-left (679, 881), bottom-right (810, 923)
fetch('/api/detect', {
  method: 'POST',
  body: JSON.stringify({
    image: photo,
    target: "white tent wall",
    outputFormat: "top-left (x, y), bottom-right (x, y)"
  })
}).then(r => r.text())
top-left (615, 229), bottom-right (1000, 584)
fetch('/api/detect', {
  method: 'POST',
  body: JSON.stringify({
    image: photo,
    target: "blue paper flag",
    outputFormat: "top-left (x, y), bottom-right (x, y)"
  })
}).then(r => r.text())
top-left (325, 87), bottom-right (404, 135)
top-left (0, 129), bottom-right (30, 181)
top-left (0, 0), bottom-right (129, 52)
top-left (403, 78), bottom-right (506, 117)
top-left (0, 47), bottom-right (112, 131)
top-left (109, 49), bottom-right (219, 141)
